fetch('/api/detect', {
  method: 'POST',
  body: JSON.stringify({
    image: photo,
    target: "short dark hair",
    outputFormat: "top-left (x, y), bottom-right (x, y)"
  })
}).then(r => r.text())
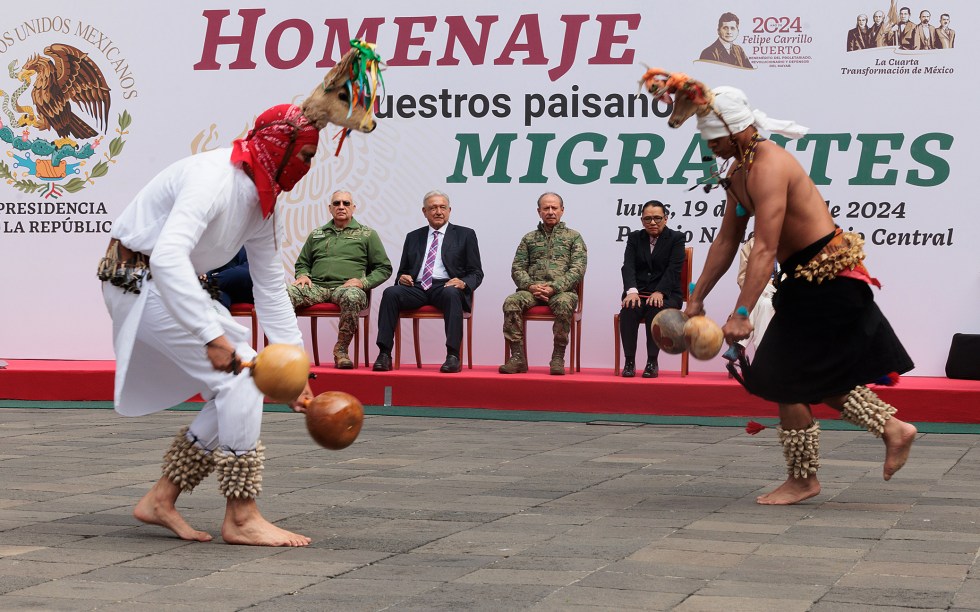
top-left (718, 12), bottom-right (740, 28)
top-left (900, 6), bottom-right (911, 14)
top-left (941, 13), bottom-right (950, 20)
top-left (642, 200), bottom-right (667, 215)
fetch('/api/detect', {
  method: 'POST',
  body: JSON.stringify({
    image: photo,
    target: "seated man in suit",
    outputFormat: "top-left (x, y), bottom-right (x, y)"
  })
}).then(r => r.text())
top-left (373, 190), bottom-right (483, 373)
top-left (619, 201), bottom-right (685, 378)
top-left (288, 190), bottom-right (392, 368)
top-left (204, 247), bottom-right (253, 309)
top-left (499, 192), bottom-right (587, 376)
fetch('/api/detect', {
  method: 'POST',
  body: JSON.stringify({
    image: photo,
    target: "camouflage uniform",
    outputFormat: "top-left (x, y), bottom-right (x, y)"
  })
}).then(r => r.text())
top-left (288, 219), bottom-right (391, 365)
top-left (502, 222), bottom-right (587, 373)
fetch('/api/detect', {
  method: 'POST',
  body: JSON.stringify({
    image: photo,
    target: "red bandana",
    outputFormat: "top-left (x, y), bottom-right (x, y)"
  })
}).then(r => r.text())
top-left (230, 104), bottom-right (320, 218)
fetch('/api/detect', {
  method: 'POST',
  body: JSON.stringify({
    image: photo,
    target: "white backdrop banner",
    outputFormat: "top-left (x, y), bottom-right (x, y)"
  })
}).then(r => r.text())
top-left (1, 1), bottom-right (976, 375)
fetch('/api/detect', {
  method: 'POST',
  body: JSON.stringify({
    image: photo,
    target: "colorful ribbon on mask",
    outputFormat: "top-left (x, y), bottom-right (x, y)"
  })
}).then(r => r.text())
top-left (335, 39), bottom-right (386, 155)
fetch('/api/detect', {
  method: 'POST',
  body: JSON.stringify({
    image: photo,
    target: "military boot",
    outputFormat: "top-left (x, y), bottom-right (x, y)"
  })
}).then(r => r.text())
top-left (549, 344), bottom-right (567, 376)
top-left (498, 341), bottom-right (528, 374)
top-left (333, 341), bottom-right (354, 369)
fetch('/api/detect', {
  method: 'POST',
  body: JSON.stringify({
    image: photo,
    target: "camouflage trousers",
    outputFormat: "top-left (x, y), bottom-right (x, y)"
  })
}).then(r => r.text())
top-left (502, 290), bottom-right (577, 348)
top-left (286, 283), bottom-right (367, 349)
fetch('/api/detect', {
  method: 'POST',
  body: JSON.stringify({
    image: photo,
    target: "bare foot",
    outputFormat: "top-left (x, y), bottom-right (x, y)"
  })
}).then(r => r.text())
top-left (883, 418), bottom-right (917, 481)
top-left (222, 499), bottom-right (311, 547)
top-left (756, 476), bottom-right (821, 505)
top-left (133, 481), bottom-right (213, 542)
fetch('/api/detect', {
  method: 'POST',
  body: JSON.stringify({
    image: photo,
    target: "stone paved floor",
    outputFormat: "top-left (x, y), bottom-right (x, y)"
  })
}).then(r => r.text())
top-left (2, 408), bottom-right (980, 611)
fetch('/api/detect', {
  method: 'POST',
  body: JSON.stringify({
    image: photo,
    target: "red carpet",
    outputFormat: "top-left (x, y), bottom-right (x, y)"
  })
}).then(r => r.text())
top-left (2, 360), bottom-right (978, 423)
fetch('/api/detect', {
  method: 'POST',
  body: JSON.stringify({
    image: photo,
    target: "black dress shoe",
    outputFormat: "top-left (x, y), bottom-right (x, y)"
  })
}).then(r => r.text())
top-left (621, 360), bottom-right (636, 378)
top-left (373, 353), bottom-right (392, 372)
top-left (642, 361), bottom-right (659, 378)
top-left (440, 355), bottom-right (461, 373)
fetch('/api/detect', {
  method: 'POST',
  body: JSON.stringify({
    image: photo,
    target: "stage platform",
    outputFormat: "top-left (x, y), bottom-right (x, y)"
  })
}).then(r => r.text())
top-left (1, 359), bottom-right (978, 423)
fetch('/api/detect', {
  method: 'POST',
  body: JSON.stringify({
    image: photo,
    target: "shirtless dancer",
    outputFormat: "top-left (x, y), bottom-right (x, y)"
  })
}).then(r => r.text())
top-left (647, 78), bottom-right (917, 504)
top-left (100, 105), bottom-right (320, 545)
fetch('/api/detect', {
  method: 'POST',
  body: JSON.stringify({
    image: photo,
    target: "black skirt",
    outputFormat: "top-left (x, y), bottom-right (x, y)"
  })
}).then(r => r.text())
top-left (740, 232), bottom-right (914, 404)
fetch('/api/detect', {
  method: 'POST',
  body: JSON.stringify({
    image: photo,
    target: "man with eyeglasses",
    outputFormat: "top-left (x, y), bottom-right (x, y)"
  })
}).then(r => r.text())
top-left (288, 190), bottom-right (392, 368)
top-left (618, 201), bottom-right (686, 378)
top-left (373, 190), bottom-right (484, 373)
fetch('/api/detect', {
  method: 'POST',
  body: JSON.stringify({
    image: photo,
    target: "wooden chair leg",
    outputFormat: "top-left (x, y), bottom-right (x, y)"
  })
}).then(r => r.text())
top-left (613, 314), bottom-right (620, 375)
top-left (568, 320), bottom-right (575, 376)
top-left (682, 351), bottom-right (689, 376)
top-left (521, 320), bottom-right (528, 363)
top-left (413, 319), bottom-right (422, 368)
top-left (576, 318), bottom-right (582, 373)
top-left (310, 318), bottom-right (320, 366)
top-left (394, 322), bottom-right (401, 369)
top-left (466, 317), bottom-right (473, 369)
top-left (363, 315), bottom-right (371, 368)
top-left (352, 320), bottom-right (360, 369)
top-left (250, 312), bottom-right (258, 351)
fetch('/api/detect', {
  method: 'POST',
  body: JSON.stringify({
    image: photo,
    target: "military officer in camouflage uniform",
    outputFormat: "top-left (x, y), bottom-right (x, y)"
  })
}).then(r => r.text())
top-left (499, 192), bottom-right (587, 375)
top-left (288, 190), bottom-right (392, 368)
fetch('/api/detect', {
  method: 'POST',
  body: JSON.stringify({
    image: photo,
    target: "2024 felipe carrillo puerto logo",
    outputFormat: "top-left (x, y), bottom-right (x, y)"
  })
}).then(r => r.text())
top-left (0, 17), bottom-right (137, 198)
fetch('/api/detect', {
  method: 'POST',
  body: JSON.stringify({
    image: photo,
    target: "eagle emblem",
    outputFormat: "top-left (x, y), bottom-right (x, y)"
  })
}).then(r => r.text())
top-left (20, 43), bottom-right (112, 148)
top-left (0, 42), bottom-right (132, 198)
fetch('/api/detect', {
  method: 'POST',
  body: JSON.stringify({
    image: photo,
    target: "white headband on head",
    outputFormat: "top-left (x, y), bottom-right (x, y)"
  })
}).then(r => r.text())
top-left (696, 86), bottom-right (809, 140)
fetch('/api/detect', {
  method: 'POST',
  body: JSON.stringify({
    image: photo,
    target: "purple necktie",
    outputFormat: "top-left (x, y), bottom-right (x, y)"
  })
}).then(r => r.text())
top-left (419, 230), bottom-right (440, 290)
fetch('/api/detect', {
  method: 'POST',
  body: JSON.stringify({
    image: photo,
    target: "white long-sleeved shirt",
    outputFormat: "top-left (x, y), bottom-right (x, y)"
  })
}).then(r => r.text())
top-left (111, 148), bottom-right (301, 347)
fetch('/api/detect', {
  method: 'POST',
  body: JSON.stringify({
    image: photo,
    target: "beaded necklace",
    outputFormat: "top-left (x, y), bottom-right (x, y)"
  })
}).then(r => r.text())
top-left (731, 132), bottom-right (765, 178)
top-left (730, 132), bottom-right (765, 217)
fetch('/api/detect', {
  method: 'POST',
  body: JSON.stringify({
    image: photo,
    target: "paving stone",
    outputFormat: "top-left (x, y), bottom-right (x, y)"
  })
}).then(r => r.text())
top-left (73, 565), bottom-right (214, 585)
top-left (182, 569), bottom-right (321, 592)
top-left (673, 595), bottom-right (814, 611)
top-left (1, 409), bottom-right (980, 610)
top-left (820, 586), bottom-right (955, 609)
top-left (0, 576), bottom-right (47, 596)
top-left (6, 578), bottom-right (162, 600)
top-left (134, 585), bottom-right (278, 610)
top-left (388, 582), bottom-right (557, 611)
top-left (454, 567), bottom-right (590, 586)
top-left (811, 604), bottom-right (945, 612)
top-left (0, 595), bottom-right (117, 610)
top-left (850, 560), bottom-right (970, 579)
top-left (530, 585), bottom-right (687, 610)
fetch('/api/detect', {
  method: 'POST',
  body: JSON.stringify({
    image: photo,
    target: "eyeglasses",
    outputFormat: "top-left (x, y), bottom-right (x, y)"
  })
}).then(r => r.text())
top-left (331, 200), bottom-right (352, 207)
top-left (641, 216), bottom-right (665, 223)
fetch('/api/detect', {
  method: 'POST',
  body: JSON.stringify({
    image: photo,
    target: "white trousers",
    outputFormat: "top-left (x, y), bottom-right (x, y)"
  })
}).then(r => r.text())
top-left (104, 282), bottom-right (263, 452)
top-left (738, 283), bottom-right (777, 354)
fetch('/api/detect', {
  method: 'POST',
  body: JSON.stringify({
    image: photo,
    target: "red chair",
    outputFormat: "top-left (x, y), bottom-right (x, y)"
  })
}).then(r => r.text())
top-left (613, 246), bottom-right (693, 376)
top-left (394, 299), bottom-right (474, 370)
top-left (295, 291), bottom-right (372, 367)
top-left (228, 303), bottom-right (258, 351)
top-left (503, 281), bottom-right (584, 374)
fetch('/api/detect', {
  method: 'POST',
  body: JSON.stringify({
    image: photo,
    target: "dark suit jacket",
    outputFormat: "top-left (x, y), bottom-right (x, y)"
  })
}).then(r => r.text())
top-left (208, 247), bottom-right (253, 308)
top-left (397, 223), bottom-right (484, 311)
top-left (699, 39), bottom-right (754, 69)
top-left (621, 227), bottom-right (686, 307)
